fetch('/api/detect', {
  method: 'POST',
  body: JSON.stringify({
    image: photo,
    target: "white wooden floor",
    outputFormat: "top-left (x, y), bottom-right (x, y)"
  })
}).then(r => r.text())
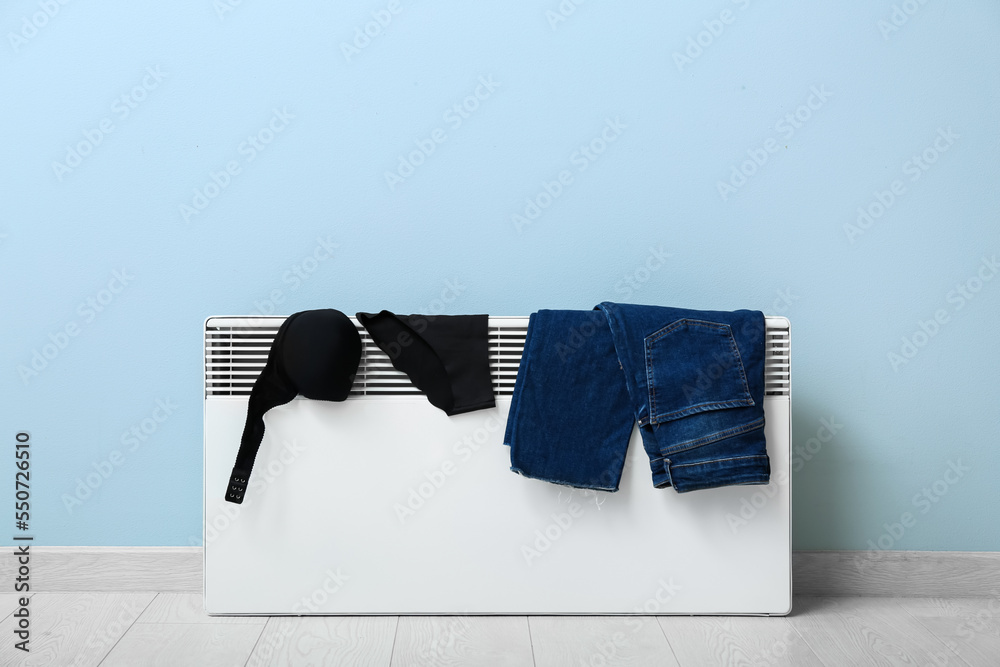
top-left (3, 593), bottom-right (999, 666)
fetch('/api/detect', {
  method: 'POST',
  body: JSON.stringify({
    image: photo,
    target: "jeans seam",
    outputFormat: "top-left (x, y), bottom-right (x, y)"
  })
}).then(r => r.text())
top-left (656, 417), bottom-right (765, 457)
top-left (647, 318), bottom-right (729, 344)
top-left (670, 454), bottom-right (769, 469)
top-left (651, 398), bottom-right (755, 423)
top-left (647, 338), bottom-right (658, 421)
top-left (727, 329), bottom-right (753, 405)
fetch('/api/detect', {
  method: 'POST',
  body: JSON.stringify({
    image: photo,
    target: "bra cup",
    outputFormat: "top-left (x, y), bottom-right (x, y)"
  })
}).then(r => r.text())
top-left (281, 309), bottom-right (361, 402)
top-left (228, 308), bottom-right (362, 503)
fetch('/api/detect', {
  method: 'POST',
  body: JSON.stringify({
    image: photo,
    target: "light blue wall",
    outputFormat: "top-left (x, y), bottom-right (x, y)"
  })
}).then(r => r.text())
top-left (2, 1), bottom-right (998, 549)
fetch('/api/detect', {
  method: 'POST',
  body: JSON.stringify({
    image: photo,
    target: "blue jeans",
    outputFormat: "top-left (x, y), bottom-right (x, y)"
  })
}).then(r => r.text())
top-left (503, 303), bottom-right (769, 493)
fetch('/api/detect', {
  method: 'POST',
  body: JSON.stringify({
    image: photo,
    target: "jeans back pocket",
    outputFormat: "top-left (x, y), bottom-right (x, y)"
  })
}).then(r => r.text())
top-left (644, 319), bottom-right (754, 424)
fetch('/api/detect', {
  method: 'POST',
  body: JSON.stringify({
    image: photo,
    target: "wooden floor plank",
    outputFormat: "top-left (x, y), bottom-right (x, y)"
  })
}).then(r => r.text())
top-left (136, 593), bottom-right (266, 625)
top-left (390, 616), bottom-right (533, 667)
top-left (530, 615), bottom-right (679, 667)
top-left (897, 596), bottom-right (1000, 667)
top-left (245, 616), bottom-right (397, 667)
top-left (5, 592), bottom-right (998, 666)
top-left (791, 596), bottom-right (971, 666)
top-left (100, 622), bottom-right (263, 666)
top-left (657, 614), bottom-right (823, 666)
top-left (0, 592), bottom-right (153, 667)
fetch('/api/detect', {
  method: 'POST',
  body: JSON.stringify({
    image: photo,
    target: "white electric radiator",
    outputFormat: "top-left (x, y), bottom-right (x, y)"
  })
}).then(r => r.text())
top-left (203, 315), bottom-right (791, 615)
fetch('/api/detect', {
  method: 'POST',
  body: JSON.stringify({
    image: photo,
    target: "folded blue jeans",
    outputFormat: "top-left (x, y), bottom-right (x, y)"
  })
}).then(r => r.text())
top-left (503, 303), bottom-right (769, 493)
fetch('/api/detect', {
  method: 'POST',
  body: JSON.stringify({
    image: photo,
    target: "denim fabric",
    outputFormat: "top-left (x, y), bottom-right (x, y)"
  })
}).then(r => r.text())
top-left (504, 309), bottom-right (635, 490)
top-left (504, 303), bottom-right (769, 493)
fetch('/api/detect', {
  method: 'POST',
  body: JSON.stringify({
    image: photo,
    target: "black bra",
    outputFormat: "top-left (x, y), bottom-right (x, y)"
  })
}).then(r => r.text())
top-left (225, 309), bottom-right (495, 504)
top-left (226, 309), bottom-right (361, 504)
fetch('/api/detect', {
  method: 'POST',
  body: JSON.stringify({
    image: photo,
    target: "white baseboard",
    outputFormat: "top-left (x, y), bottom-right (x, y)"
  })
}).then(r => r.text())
top-left (3, 548), bottom-right (998, 597)
top-left (2, 547), bottom-right (202, 593)
top-left (792, 550), bottom-right (1000, 597)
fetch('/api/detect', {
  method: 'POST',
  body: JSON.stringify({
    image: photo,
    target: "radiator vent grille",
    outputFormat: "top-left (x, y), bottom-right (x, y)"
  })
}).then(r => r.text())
top-left (764, 320), bottom-right (790, 397)
top-left (205, 316), bottom-right (526, 398)
top-left (206, 316), bottom-right (789, 398)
